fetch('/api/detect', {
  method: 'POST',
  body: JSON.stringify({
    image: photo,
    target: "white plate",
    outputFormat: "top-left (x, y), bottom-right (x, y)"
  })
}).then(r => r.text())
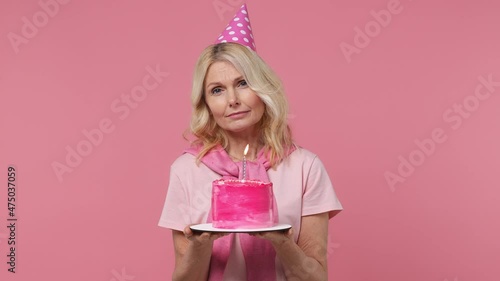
top-left (190, 223), bottom-right (291, 233)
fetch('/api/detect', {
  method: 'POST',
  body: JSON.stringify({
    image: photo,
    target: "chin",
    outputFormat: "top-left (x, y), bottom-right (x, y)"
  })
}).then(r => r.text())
top-left (223, 125), bottom-right (255, 134)
top-left (218, 120), bottom-right (261, 134)
top-left (225, 127), bottom-right (248, 133)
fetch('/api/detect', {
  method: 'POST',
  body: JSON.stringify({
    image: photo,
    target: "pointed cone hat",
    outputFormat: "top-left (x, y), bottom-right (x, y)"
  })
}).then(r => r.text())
top-left (214, 3), bottom-right (256, 51)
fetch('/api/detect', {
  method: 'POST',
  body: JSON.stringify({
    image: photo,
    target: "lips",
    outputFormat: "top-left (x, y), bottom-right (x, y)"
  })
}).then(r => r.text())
top-left (226, 110), bottom-right (250, 117)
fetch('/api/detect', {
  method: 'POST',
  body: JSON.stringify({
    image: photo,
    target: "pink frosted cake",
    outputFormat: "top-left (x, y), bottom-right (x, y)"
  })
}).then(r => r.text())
top-left (212, 179), bottom-right (275, 229)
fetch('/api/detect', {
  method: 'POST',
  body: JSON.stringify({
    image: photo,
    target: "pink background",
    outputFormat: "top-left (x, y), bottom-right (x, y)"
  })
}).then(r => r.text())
top-left (1, 0), bottom-right (499, 280)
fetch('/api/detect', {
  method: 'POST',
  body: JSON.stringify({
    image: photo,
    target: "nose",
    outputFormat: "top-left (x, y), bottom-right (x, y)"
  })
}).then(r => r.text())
top-left (227, 88), bottom-right (240, 107)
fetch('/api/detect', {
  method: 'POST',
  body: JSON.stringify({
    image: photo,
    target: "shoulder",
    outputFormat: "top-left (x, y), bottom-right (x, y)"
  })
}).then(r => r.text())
top-left (287, 144), bottom-right (320, 164)
top-left (171, 153), bottom-right (196, 168)
top-left (168, 152), bottom-right (219, 190)
top-left (276, 144), bottom-right (323, 172)
top-left (169, 153), bottom-right (198, 175)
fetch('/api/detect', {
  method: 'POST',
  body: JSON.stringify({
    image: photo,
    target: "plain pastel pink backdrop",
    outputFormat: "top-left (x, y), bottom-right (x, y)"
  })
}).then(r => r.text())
top-left (1, 0), bottom-right (499, 280)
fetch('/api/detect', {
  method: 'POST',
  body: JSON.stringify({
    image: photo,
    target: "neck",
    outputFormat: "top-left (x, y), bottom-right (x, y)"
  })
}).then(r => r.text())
top-left (225, 135), bottom-right (262, 161)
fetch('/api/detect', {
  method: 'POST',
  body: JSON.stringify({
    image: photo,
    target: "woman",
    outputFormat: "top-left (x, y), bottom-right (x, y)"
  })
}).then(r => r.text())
top-left (158, 41), bottom-right (343, 280)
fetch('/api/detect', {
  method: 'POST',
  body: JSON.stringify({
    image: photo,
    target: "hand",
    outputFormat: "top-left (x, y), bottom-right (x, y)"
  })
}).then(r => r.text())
top-left (183, 225), bottom-right (228, 248)
top-left (251, 227), bottom-right (294, 247)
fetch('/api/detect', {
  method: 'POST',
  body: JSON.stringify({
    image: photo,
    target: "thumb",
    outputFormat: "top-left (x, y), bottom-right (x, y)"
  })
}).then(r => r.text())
top-left (183, 225), bottom-right (194, 239)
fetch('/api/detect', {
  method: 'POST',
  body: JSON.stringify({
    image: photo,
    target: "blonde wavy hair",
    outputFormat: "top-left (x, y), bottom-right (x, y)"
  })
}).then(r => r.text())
top-left (187, 42), bottom-right (293, 167)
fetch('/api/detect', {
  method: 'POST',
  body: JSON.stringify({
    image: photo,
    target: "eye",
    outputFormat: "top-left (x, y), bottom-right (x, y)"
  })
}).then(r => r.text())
top-left (238, 80), bottom-right (248, 87)
top-left (211, 87), bottom-right (222, 95)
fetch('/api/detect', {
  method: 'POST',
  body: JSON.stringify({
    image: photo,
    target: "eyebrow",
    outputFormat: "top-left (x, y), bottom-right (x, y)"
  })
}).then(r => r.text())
top-left (205, 76), bottom-right (244, 90)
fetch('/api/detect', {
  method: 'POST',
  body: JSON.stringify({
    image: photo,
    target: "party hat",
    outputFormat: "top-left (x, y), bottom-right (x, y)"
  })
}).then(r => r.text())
top-left (214, 3), bottom-right (256, 51)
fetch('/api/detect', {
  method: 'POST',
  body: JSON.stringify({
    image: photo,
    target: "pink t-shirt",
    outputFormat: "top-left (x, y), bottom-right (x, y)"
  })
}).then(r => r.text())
top-left (158, 147), bottom-right (343, 280)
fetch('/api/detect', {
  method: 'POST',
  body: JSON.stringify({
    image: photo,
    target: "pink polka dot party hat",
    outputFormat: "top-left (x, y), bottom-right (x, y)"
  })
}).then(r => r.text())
top-left (214, 3), bottom-right (256, 51)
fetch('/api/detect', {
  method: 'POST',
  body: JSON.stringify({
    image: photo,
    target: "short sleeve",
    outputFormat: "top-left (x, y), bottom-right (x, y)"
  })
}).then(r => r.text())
top-left (302, 156), bottom-right (343, 219)
top-left (158, 164), bottom-right (190, 231)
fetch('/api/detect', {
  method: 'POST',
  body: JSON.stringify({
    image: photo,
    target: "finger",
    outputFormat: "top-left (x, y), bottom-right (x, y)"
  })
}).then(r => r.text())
top-left (183, 225), bottom-right (194, 239)
top-left (250, 232), bottom-right (265, 238)
top-left (252, 230), bottom-right (291, 245)
top-left (210, 232), bottom-right (229, 241)
top-left (198, 232), bottom-right (211, 241)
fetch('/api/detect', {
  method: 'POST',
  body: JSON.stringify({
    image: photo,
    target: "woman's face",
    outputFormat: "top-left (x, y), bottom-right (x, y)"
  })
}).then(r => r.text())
top-left (204, 61), bottom-right (265, 136)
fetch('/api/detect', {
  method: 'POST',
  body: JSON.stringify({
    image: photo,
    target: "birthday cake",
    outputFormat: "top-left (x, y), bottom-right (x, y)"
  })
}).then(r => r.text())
top-left (211, 179), bottom-right (275, 229)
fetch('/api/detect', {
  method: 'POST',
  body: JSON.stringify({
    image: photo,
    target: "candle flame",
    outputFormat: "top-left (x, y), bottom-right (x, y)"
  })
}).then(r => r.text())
top-left (243, 144), bottom-right (249, 156)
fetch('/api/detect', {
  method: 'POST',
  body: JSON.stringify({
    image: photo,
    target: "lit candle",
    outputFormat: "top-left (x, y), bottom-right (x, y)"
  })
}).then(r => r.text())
top-left (242, 144), bottom-right (249, 181)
